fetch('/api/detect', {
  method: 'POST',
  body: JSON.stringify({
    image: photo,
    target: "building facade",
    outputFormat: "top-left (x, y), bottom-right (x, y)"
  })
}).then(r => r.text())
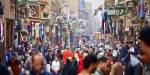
top-left (0, 0), bottom-right (15, 59)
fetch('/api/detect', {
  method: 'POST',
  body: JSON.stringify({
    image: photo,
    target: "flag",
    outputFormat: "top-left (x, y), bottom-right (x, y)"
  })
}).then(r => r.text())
top-left (39, 22), bottom-right (45, 40)
top-left (102, 19), bottom-right (105, 33)
top-left (27, 24), bottom-right (32, 35)
top-left (139, 0), bottom-right (145, 18)
top-left (79, 0), bottom-right (85, 11)
top-left (0, 19), bottom-right (4, 43)
top-left (102, 11), bottom-right (110, 34)
top-left (105, 20), bottom-right (110, 34)
top-left (112, 21), bottom-right (117, 38)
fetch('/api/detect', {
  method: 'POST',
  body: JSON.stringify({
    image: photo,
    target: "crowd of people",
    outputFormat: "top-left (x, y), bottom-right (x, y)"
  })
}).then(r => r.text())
top-left (0, 26), bottom-right (150, 75)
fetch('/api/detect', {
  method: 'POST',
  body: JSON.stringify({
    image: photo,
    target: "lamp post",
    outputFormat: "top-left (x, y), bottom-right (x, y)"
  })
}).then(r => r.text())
top-left (67, 0), bottom-right (70, 47)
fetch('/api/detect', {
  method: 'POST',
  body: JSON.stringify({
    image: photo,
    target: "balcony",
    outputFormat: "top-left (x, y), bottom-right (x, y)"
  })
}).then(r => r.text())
top-left (105, 0), bottom-right (115, 7)
top-left (17, 0), bottom-right (40, 6)
top-left (28, 5), bottom-right (40, 18)
top-left (40, 0), bottom-right (50, 5)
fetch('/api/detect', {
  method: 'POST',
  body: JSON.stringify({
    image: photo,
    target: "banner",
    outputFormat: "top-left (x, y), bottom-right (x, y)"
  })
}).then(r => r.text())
top-left (39, 22), bottom-right (45, 40)
top-left (0, 19), bottom-right (4, 43)
top-left (79, 0), bottom-right (85, 11)
top-left (139, 0), bottom-right (145, 18)
top-left (102, 11), bottom-right (110, 34)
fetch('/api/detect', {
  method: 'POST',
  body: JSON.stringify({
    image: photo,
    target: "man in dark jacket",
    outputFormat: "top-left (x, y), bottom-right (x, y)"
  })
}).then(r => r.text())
top-left (45, 48), bottom-right (54, 64)
top-left (0, 51), bottom-right (10, 75)
top-left (124, 42), bottom-right (143, 75)
top-left (0, 62), bottom-right (10, 75)
top-left (62, 58), bottom-right (78, 75)
top-left (124, 53), bottom-right (143, 75)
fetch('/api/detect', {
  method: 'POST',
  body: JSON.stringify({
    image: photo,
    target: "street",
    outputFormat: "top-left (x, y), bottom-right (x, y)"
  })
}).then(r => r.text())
top-left (0, 0), bottom-right (150, 75)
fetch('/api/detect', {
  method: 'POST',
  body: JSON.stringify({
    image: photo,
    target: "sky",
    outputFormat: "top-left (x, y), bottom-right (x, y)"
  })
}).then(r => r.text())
top-left (85, 0), bottom-right (103, 11)
top-left (85, 0), bottom-right (104, 16)
top-left (85, 0), bottom-right (104, 32)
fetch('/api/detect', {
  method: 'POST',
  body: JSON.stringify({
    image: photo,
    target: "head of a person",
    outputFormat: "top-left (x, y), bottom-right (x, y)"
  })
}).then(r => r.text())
top-left (47, 45), bottom-right (51, 49)
top-left (66, 46), bottom-right (71, 50)
top-left (47, 42), bottom-right (51, 46)
top-left (28, 44), bottom-right (32, 49)
top-left (84, 54), bottom-right (98, 73)
top-left (65, 58), bottom-right (72, 68)
top-left (76, 48), bottom-right (80, 53)
top-left (55, 45), bottom-right (59, 49)
top-left (54, 55), bottom-right (59, 61)
top-left (30, 50), bottom-right (38, 56)
top-left (8, 47), bottom-right (13, 51)
top-left (127, 41), bottom-right (133, 48)
top-left (66, 59), bottom-right (71, 64)
top-left (139, 26), bottom-right (150, 64)
top-left (48, 47), bottom-right (52, 53)
top-left (83, 52), bottom-right (88, 58)
top-left (112, 57), bottom-right (119, 63)
top-left (97, 56), bottom-right (112, 75)
top-left (32, 53), bottom-right (45, 73)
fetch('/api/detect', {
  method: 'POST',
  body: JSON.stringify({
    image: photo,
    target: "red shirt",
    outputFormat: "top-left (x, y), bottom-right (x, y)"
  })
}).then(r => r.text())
top-left (63, 49), bottom-right (74, 64)
top-left (78, 58), bottom-right (84, 73)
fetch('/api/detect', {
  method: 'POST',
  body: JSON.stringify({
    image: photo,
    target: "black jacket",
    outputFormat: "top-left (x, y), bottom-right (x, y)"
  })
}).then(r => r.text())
top-left (0, 63), bottom-right (10, 75)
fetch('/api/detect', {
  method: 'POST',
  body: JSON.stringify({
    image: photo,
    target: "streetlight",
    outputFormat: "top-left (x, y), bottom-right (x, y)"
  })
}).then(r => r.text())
top-left (66, 0), bottom-right (70, 47)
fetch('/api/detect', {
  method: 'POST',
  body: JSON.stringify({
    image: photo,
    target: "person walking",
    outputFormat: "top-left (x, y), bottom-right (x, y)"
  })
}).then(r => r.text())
top-left (93, 56), bottom-right (111, 75)
top-left (9, 53), bottom-right (22, 75)
top-left (0, 52), bottom-right (10, 75)
top-left (124, 46), bottom-right (143, 75)
top-left (21, 53), bottom-right (51, 75)
top-left (51, 56), bottom-right (60, 75)
top-left (78, 54), bottom-right (98, 75)
top-left (109, 57), bottom-right (123, 75)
